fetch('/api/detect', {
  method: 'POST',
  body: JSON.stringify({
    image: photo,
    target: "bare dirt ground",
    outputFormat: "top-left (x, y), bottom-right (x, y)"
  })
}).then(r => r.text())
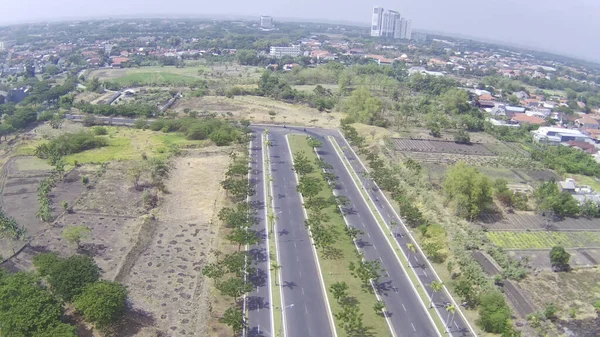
top-left (0, 156), bottom-right (52, 260)
top-left (122, 149), bottom-right (231, 337)
top-left (518, 268), bottom-right (600, 335)
top-left (173, 95), bottom-right (343, 128)
top-left (1, 147), bottom-right (232, 336)
top-left (509, 249), bottom-right (600, 269)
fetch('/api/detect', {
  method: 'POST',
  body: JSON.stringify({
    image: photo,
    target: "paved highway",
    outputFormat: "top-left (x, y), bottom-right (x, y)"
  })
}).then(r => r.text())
top-left (330, 130), bottom-right (474, 337)
top-left (298, 128), bottom-right (438, 337)
top-left (247, 132), bottom-right (273, 337)
top-left (262, 128), bottom-right (335, 337)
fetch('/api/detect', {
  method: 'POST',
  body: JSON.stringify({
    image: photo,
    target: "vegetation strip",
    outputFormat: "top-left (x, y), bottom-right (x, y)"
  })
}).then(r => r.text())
top-left (329, 136), bottom-right (448, 336)
top-left (288, 134), bottom-right (390, 337)
top-left (262, 131), bottom-right (284, 337)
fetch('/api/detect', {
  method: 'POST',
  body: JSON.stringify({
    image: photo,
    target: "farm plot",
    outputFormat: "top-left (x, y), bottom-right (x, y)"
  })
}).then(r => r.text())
top-left (480, 212), bottom-right (600, 231)
top-left (392, 138), bottom-right (496, 156)
top-left (486, 231), bottom-right (600, 249)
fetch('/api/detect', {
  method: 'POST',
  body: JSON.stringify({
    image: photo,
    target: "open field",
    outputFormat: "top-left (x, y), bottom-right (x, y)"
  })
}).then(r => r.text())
top-left (288, 135), bottom-right (390, 337)
top-left (508, 248), bottom-right (600, 269)
top-left (174, 95), bottom-right (343, 128)
top-left (486, 231), bottom-right (600, 249)
top-left (89, 66), bottom-right (209, 85)
top-left (16, 123), bottom-right (210, 164)
top-left (293, 84), bottom-right (338, 92)
top-left (518, 268), bottom-right (600, 334)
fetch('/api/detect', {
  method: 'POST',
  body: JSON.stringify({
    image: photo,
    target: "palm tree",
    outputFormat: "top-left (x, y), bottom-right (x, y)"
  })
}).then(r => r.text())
top-left (267, 212), bottom-right (278, 235)
top-left (428, 281), bottom-right (443, 308)
top-left (271, 262), bottom-right (281, 285)
top-left (389, 221), bottom-right (397, 238)
top-left (445, 304), bottom-right (456, 333)
top-left (407, 243), bottom-right (416, 267)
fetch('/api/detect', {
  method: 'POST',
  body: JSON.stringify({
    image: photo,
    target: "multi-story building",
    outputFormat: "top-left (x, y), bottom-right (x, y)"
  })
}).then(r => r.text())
top-left (404, 20), bottom-right (412, 40)
top-left (371, 6), bottom-right (411, 39)
top-left (381, 10), bottom-right (401, 38)
top-left (370, 7), bottom-right (384, 37)
top-left (260, 16), bottom-right (273, 29)
top-left (269, 45), bottom-right (301, 58)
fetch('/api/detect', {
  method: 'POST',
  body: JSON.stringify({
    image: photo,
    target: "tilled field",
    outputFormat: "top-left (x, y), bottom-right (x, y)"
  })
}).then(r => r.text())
top-left (392, 138), bottom-right (496, 156)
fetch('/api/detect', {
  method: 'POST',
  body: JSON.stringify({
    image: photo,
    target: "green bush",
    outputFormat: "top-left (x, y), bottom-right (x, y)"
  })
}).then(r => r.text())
top-left (92, 126), bottom-right (108, 135)
top-left (0, 272), bottom-right (76, 337)
top-left (74, 281), bottom-right (128, 328)
top-left (40, 255), bottom-right (101, 301)
top-left (35, 132), bottom-right (108, 162)
top-left (477, 291), bottom-right (512, 333)
top-left (149, 118), bottom-right (241, 146)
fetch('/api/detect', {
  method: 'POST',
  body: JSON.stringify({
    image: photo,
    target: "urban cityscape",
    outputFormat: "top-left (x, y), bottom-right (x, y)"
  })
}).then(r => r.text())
top-left (0, 3), bottom-right (600, 337)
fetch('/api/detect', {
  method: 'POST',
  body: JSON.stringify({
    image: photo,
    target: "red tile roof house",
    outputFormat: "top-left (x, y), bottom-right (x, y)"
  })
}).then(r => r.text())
top-left (567, 140), bottom-right (599, 154)
top-left (511, 113), bottom-right (545, 125)
top-left (111, 57), bottom-right (129, 68)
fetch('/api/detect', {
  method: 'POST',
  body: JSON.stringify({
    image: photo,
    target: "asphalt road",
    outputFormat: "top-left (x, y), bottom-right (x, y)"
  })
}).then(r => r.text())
top-left (329, 130), bottom-right (474, 337)
top-left (247, 132), bottom-right (273, 337)
top-left (266, 129), bottom-right (334, 337)
top-left (296, 128), bottom-right (438, 337)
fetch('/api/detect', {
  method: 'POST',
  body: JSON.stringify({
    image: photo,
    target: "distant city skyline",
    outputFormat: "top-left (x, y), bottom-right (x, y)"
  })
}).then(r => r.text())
top-left (0, 0), bottom-right (598, 63)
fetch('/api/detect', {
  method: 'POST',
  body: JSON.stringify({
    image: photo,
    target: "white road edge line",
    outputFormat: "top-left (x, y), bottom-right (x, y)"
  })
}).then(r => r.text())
top-left (336, 130), bottom-right (478, 337)
top-left (262, 132), bottom-right (282, 337)
top-left (285, 134), bottom-right (338, 337)
top-left (329, 136), bottom-right (442, 337)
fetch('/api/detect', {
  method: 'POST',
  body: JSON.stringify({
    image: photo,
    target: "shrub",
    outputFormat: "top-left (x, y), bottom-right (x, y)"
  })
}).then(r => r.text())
top-left (35, 132), bottom-right (108, 163)
top-left (549, 246), bottom-right (570, 271)
top-left (92, 126), bottom-right (108, 135)
top-left (43, 255), bottom-right (100, 301)
top-left (73, 281), bottom-right (128, 328)
top-left (477, 291), bottom-right (512, 333)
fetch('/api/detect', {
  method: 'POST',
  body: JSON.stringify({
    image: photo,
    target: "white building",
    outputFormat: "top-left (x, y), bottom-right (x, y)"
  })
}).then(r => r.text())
top-left (404, 20), bottom-right (412, 39)
top-left (371, 7), bottom-right (384, 37)
top-left (260, 16), bottom-right (273, 29)
top-left (371, 7), bottom-right (411, 39)
top-left (269, 45), bottom-right (301, 58)
top-left (0, 41), bottom-right (4, 50)
top-left (531, 127), bottom-right (590, 144)
top-left (381, 10), bottom-right (401, 38)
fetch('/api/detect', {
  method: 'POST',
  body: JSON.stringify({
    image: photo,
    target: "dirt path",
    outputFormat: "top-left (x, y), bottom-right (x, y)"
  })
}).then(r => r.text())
top-left (123, 150), bottom-right (231, 336)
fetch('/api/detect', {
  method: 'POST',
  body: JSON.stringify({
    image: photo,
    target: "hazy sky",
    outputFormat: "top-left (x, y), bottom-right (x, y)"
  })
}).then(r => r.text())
top-left (2, 0), bottom-right (599, 62)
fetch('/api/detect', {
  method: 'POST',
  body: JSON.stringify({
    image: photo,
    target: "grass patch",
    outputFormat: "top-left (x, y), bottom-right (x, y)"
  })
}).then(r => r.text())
top-left (486, 231), bottom-right (600, 249)
top-left (90, 66), bottom-right (209, 85)
top-left (288, 135), bottom-right (389, 337)
top-left (13, 157), bottom-right (53, 171)
top-left (329, 136), bottom-right (448, 335)
top-left (60, 127), bottom-right (208, 164)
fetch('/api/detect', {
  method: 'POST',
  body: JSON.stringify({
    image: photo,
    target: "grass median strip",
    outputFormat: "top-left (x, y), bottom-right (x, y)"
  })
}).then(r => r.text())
top-left (329, 136), bottom-right (448, 335)
top-left (262, 132), bottom-right (283, 337)
top-left (288, 135), bottom-right (390, 337)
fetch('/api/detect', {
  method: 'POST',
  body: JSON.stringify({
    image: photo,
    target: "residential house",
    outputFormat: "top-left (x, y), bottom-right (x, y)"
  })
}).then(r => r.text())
top-left (111, 57), bottom-right (129, 68)
top-left (511, 113), bottom-right (545, 125)
top-left (566, 140), bottom-right (599, 154)
top-left (575, 115), bottom-right (600, 130)
top-left (514, 90), bottom-right (529, 101)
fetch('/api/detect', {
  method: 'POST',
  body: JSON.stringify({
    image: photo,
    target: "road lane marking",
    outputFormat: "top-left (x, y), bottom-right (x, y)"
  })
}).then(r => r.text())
top-left (412, 323), bottom-right (416, 332)
top-left (373, 244), bottom-right (377, 250)
top-left (402, 304), bottom-right (407, 311)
